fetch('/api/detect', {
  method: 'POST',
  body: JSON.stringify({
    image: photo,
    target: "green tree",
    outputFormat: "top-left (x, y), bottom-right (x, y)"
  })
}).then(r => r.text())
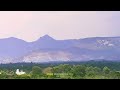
top-left (32, 66), bottom-right (42, 76)
top-left (42, 67), bottom-right (54, 78)
top-left (103, 66), bottom-right (110, 74)
top-left (62, 64), bottom-right (72, 73)
top-left (85, 66), bottom-right (95, 77)
top-left (43, 67), bottom-right (53, 75)
top-left (53, 64), bottom-right (72, 73)
top-left (71, 65), bottom-right (86, 78)
top-left (85, 66), bottom-right (101, 79)
top-left (110, 71), bottom-right (120, 79)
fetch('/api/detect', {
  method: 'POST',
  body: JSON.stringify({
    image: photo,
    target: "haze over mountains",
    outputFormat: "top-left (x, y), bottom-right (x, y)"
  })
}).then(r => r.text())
top-left (0, 35), bottom-right (120, 63)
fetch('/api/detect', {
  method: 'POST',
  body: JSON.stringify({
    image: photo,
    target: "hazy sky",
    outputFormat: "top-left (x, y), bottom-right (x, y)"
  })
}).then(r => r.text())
top-left (0, 11), bottom-right (120, 42)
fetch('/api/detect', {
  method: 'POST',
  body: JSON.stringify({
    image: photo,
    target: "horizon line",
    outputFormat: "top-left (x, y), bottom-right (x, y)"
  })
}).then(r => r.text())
top-left (0, 34), bottom-right (120, 42)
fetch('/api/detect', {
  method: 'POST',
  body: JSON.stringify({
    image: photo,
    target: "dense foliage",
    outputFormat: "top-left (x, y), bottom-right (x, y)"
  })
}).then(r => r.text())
top-left (0, 61), bottom-right (120, 79)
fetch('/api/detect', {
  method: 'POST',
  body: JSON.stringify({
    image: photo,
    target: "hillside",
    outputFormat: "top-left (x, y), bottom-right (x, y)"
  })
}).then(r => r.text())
top-left (0, 35), bottom-right (120, 63)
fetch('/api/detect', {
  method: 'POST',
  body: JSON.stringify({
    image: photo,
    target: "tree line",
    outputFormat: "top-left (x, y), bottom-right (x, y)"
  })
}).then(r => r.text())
top-left (0, 61), bottom-right (120, 79)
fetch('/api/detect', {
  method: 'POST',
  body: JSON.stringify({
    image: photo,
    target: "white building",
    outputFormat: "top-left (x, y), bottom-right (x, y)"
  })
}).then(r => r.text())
top-left (16, 69), bottom-right (26, 75)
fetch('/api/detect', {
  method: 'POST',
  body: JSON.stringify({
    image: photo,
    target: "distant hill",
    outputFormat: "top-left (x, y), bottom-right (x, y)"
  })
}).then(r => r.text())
top-left (0, 35), bottom-right (120, 63)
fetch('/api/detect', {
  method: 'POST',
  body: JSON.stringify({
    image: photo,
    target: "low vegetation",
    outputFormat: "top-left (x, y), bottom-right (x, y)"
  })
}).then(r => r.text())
top-left (0, 61), bottom-right (120, 79)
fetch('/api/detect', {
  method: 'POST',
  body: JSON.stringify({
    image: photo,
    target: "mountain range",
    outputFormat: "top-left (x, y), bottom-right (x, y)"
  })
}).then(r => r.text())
top-left (0, 35), bottom-right (120, 63)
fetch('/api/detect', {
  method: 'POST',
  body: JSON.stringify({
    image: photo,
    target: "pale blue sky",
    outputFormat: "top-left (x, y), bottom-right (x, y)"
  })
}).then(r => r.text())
top-left (0, 11), bottom-right (120, 41)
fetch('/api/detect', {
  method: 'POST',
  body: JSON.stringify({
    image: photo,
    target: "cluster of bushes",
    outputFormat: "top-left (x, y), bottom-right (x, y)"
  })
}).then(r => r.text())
top-left (0, 63), bottom-right (120, 79)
